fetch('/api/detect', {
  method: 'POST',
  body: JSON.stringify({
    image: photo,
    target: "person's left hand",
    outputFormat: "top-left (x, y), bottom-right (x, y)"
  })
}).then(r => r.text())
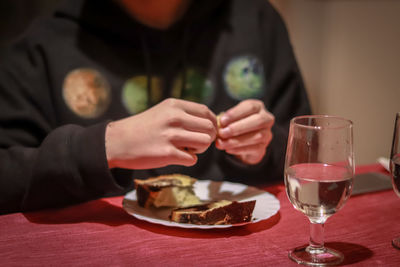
top-left (215, 99), bottom-right (274, 165)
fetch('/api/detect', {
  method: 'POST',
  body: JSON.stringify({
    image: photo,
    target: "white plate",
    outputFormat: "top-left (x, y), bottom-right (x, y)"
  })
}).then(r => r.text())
top-left (377, 157), bottom-right (390, 172)
top-left (123, 180), bottom-right (280, 229)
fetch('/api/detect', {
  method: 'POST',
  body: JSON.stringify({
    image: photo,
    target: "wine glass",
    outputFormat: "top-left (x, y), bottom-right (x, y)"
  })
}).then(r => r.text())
top-left (284, 115), bottom-right (354, 266)
top-left (390, 112), bottom-right (400, 249)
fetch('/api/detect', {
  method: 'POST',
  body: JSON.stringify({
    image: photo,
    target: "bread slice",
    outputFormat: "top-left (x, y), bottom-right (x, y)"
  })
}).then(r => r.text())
top-left (170, 200), bottom-right (256, 225)
top-left (134, 174), bottom-right (202, 208)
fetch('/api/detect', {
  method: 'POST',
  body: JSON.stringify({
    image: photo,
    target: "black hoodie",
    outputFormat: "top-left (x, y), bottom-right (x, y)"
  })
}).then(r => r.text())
top-left (0, 0), bottom-right (311, 214)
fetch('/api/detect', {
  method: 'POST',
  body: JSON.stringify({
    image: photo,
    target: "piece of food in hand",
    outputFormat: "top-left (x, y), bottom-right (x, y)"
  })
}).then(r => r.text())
top-left (134, 174), bottom-right (202, 208)
top-left (170, 200), bottom-right (256, 225)
top-left (217, 112), bottom-right (225, 129)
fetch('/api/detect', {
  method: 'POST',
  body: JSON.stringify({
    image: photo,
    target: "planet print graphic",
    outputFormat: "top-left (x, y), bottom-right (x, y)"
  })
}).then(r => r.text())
top-left (62, 68), bottom-right (111, 118)
top-left (171, 68), bottom-right (215, 105)
top-left (223, 55), bottom-right (266, 100)
top-left (122, 75), bottom-right (163, 114)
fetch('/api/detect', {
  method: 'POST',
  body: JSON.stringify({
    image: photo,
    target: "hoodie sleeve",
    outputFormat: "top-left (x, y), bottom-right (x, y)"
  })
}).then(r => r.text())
top-left (0, 42), bottom-right (132, 214)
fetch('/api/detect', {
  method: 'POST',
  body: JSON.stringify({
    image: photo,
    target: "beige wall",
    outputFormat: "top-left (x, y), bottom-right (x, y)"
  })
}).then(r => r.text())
top-left (270, 0), bottom-right (400, 165)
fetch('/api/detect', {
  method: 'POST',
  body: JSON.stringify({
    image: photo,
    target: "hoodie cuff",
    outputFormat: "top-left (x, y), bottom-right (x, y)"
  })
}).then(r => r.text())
top-left (70, 122), bottom-right (132, 195)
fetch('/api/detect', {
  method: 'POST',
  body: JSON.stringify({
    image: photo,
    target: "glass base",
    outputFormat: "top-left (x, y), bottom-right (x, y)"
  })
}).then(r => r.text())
top-left (289, 245), bottom-right (343, 266)
top-left (392, 237), bottom-right (400, 249)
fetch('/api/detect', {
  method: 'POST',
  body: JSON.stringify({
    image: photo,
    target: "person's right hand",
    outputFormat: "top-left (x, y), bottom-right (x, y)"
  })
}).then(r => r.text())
top-left (105, 98), bottom-right (217, 169)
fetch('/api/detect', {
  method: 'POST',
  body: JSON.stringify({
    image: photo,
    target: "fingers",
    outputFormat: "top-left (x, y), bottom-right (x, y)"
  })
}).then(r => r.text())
top-left (216, 128), bottom-right (273, 150)
top-left (168, 148), bottom-right (198, 167)
top-left (163, 98), bottom-right (217, 141)
top-left (218, 141), bottom-right (268, 165)
top-left (171, 130), bottom-right (215, 154)
top-left (218, 99), bottom-right (264, 128)
top-left (215, 99), bottom-right (275, 165)
top-left (218, 112), bottom-right (274, 139)
top-left (173, 113), bottom-right (217, 141)
top-left (135, 152), bottom-right (199, 168)
top-left (165, 98), bottom-right (218, 130)
top-left (218, 100), bottom-right (274, 139)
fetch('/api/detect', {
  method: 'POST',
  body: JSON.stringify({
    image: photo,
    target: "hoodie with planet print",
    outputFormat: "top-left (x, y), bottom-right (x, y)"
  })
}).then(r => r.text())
top-left (0, 0), bottom-right (311, 214)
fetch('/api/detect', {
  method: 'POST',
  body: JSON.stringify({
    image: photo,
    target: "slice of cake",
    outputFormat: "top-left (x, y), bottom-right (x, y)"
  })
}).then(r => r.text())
top-left (134, 174), bottom-right (202, 208)
top-left (170, 200), bottom-right (256, 225)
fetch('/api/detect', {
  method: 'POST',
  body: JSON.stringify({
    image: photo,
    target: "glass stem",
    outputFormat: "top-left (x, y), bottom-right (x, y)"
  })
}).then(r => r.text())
top-left (308, 222), bottom-right (325, 253)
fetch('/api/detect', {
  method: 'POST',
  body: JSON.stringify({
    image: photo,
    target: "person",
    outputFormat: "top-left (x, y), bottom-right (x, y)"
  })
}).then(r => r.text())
top-left (0, 0), bottom-right (311, 214)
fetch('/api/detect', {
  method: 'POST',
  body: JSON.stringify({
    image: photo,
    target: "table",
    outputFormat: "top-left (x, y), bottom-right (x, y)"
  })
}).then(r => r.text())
top-left (0, 164), bottom-right (399, 266)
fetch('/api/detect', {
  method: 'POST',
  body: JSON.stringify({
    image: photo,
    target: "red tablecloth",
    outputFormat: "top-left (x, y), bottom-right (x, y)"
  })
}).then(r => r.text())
top-left (0, 164), bottom-right (399, 266)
